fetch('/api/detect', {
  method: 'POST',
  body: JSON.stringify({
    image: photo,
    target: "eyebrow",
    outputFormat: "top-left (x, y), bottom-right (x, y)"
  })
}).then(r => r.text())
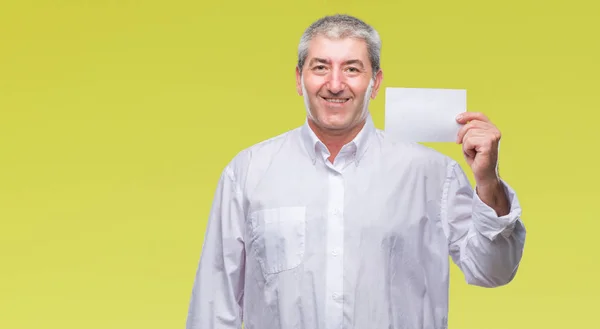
top-left (308, 58), bottom-right (365, 68)
top-left (344, 59), bottom-right (365, 68)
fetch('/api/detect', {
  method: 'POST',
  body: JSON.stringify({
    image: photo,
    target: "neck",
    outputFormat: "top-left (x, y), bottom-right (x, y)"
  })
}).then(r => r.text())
top-left (308, 118), bottom-right (366, 163)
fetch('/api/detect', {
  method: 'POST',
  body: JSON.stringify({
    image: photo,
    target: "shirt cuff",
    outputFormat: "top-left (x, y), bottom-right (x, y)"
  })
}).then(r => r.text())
top-left (471, 179), bottom-right (522, 241)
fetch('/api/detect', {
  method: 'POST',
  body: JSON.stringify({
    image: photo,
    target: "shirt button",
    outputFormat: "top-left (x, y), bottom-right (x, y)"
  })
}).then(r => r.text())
top-left (332, 293), bottom-right (338, 299)
top-left (332, 249), bottom-right (339, 256)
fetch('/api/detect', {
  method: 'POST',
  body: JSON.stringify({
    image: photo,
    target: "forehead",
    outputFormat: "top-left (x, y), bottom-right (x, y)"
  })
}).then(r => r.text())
top-left (306, 35), bottom-right (370, 63)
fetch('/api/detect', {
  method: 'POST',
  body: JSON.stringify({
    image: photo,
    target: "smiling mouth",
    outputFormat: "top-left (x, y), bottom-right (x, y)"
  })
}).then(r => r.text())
top-left (321, 96), bottom-right (351, 104)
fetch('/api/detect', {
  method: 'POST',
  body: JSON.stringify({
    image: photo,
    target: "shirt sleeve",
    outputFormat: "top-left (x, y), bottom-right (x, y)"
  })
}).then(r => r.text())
top-left (186, 165), bottom-right (246, 329)
top-left (440, 161), bottom-right (526, 287)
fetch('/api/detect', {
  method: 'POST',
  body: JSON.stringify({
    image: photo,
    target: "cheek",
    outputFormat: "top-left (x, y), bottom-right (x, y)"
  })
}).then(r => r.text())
top-left (302, 77), bottom-right (326, 95)
top-left (348, 82), bottom-right (369, 98)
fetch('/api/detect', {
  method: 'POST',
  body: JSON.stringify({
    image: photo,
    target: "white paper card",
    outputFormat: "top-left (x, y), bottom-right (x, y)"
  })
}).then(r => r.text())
top-left (384, 87), bottom-right (466, 143)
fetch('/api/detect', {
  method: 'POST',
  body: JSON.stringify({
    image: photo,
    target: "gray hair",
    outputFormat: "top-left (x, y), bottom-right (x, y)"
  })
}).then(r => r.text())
top-left (297, 14), bottom-right (382, 78)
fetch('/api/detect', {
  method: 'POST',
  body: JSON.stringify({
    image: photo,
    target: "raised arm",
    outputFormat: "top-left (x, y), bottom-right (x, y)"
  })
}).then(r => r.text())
top-left (441, 161), bottom-right (526, 287)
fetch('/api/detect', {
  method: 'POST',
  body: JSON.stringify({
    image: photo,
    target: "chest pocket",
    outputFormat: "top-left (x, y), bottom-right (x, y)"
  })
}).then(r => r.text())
top-left (249, 206), bottom-right (306, 275)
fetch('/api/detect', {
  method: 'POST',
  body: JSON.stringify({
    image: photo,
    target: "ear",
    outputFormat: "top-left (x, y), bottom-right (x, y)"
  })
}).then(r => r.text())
top-left (296, 66), bottom-right (303, 96)
top-left (370, 69), bottom-right (384, 99)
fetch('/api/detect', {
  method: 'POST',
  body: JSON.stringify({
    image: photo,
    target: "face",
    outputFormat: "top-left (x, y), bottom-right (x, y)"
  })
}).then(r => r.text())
top-left (296, 35), bottom-right (383, 134)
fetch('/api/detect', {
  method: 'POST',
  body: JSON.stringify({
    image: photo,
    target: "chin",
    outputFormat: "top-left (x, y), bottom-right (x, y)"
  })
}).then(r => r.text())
top-left (316, 114), bottom-right (355, 130)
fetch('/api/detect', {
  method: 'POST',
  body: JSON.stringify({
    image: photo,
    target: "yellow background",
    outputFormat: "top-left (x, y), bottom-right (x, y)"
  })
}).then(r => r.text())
top-left (1, 0), bottom-right (598, 328)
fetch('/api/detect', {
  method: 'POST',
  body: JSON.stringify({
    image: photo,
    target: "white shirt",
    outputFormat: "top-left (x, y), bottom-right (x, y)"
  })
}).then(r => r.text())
top-left (186, 115), bottom-right (526, 329)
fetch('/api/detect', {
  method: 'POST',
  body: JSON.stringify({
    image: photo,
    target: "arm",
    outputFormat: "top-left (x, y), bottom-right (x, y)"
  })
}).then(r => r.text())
top-left (186, 165), bottom-right (246, 329)
top-left (441, 161), bottom-right (526, 287)
top-left (475, 177), bottom-right (510, 217)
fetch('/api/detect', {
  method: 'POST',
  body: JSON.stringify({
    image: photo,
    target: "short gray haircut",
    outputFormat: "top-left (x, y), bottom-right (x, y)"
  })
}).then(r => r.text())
top-left (297, 14), bottom-right (382, 78)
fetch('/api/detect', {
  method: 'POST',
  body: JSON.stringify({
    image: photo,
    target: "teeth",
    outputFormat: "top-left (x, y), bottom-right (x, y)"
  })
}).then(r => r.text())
top-left (325, 98), bottom-right (348, 103)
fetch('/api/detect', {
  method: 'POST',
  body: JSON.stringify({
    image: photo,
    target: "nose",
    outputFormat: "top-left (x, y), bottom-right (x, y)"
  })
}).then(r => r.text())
top-left (326, 70), bottom-right (346, 95)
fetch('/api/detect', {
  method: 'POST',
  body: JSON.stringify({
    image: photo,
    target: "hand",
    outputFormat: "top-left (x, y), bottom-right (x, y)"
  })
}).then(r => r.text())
top-left (455, 112), bottom-right (501, 186)
top-left (456, 112), bottom-right (510, 216)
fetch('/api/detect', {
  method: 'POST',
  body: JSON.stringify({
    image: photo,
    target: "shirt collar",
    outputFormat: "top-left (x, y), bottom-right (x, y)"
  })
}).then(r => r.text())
top-left (300, 114), bottom-right (376, 166)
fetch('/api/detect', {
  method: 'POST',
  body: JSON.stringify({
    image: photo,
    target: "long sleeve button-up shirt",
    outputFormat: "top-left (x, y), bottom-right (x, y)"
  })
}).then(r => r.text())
top-left (186, 115), bottom-right (526, 329)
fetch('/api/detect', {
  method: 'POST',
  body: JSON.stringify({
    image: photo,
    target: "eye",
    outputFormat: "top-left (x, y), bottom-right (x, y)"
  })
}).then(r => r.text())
top-left (313, 65), bottom-right (326, 71)
top-left (346, 67), bottom-right (360, 73)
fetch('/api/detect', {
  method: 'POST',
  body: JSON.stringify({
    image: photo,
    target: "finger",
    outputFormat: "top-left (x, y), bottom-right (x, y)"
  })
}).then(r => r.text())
top-left (463, 123), bottom-right (502, 146)
top-left (463, 129), bottom-right (499, 156)
top-left (456, 121), bottom-right (472, 143)
top-left (463, 133), bottom-right (477, 159)
top-left (456, 120), bottom-right (487, 143)
top-left (456, 111), bottom-right (490, 124)
top-left (462, 129), bottom-right (489, 158)
top-left (456, 119), bottom-right (498, 143)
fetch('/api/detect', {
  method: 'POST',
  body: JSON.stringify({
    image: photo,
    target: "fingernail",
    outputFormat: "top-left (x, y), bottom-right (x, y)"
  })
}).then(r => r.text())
top-left (456, 113), bottom-right (463, 120)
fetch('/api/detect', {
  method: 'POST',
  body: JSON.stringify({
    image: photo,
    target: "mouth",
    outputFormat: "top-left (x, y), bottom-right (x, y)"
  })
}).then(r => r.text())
top-left (320, 96), bottom-right (351, 105)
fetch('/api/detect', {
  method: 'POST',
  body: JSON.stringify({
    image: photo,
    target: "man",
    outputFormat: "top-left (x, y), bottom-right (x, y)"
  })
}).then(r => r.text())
top-left (186, 14), bottom-right (526, 329)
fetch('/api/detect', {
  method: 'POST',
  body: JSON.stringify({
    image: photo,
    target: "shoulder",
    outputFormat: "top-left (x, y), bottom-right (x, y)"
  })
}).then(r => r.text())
top-left (374, 128), bottom-right (456, 168)
top-left (372, 128), bottom-right (466, 192)
top-left (222, 127), bottom-right (301, 185)
top-left (231, 128), bottom-right (298, 168)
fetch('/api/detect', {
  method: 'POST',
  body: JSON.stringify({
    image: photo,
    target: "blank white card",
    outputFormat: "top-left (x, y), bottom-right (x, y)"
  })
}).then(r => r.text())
top-left (384, 87), bottom-right (466, 143)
